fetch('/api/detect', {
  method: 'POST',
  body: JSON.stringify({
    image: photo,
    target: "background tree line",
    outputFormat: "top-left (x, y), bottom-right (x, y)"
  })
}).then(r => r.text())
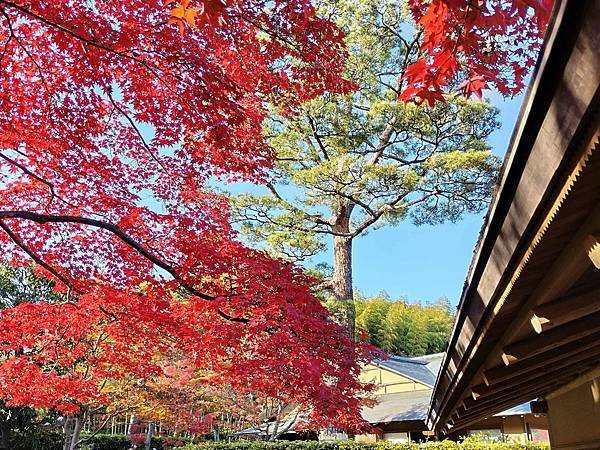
top-left (354, 294), bottom-right (454, 356)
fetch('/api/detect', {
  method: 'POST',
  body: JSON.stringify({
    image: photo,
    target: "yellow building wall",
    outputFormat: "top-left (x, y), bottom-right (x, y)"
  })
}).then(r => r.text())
top-left (355, 434), bottom-right (378, 443)
top-left (502, 416), bottom-right (526, 444)
top-left (360, 364), bottom-right (430, 395)
top-left (547, 376), bottom-right (600, 449)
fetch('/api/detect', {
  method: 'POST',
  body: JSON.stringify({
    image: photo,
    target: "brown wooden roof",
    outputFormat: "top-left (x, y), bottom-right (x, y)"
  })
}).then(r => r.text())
top-left (428, 0), bottom-right (600, 434)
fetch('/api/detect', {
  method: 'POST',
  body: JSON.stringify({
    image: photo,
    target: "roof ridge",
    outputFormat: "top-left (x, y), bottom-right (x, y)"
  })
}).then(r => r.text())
top-left (386, 355), bottom-right (428, 365)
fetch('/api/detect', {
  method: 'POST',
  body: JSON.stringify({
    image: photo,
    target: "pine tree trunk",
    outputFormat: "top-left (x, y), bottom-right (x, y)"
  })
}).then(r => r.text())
top-left (331, 203), bottom-right (355, 336)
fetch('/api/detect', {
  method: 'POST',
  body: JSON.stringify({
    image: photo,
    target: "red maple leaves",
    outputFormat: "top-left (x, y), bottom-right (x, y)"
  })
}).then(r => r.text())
top-left (401, 0), bottom-right (555, 105)
top-left (167, 0), bottom-right (231, 34)
top-left (0, 0), bottom-right (551, 433)
top-left (0, 0), bottom-right (370, 433)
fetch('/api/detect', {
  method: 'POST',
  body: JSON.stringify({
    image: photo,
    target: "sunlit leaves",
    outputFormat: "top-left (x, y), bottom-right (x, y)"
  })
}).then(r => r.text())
top-left (0, 0), bottom-right (375, 433)
top-left (401, 0), bottom-right (554, 104)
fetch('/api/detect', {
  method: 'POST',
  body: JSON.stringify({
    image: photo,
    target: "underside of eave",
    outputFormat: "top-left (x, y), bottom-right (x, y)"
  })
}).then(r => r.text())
top-left (428, 0), bottom-right (600, 433)
top-left (448, 133), bottom-right (600, 432)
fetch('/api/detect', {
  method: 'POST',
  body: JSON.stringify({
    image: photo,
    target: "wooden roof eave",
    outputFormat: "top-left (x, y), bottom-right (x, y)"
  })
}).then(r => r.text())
top-left (428, 0), bottom-right (600, 433)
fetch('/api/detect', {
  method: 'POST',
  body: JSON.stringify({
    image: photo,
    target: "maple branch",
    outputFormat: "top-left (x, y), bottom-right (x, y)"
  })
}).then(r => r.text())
top-left (0, 17), bottom-right (13, 67)
top-left (0, 211), bottom-right (251, 323)
top-left (218, 310), bottom-right (248, 323)
top-left (0, 8), bottom-right (49, 95)
top-left (0, 219), bottom-right (75, 291)
top-left (75, 407), bottom-right (132, 446)
top-left (0, 152), bottom-right (76, 209)
top-left (0, 210), bottom-right (214, 300)
top-left (0, 0), bottom-right (176, 95)
top-left (107, 94), bottom-right (171, 176)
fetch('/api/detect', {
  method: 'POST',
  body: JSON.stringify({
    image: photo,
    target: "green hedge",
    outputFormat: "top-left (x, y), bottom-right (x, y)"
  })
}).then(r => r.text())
top-left (6, 431), bottom-right (199, 450)
top-left (11, 430), bottom-right (63, 450)
top-left (175, 441), bottom-right (549, 450)
top-left (6, 435), bottom-right (549, 450)
top-left (78, 433), bottom-right (196, 449)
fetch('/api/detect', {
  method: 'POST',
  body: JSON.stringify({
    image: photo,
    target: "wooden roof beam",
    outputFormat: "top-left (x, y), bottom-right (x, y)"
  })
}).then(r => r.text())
top-left (469, 360), bottom-right (595, 406)
top-left (586, 234), bottom-right (600, 269)
top-left (452, 369), bottom-right (591, 429)
top-left (452, 392), bottom-right (546, 432)
top-left (483, 332), bottom-right (600, 386)
top-left (531, 287), bottom-right (600, 333)
top-left (502, 310), bottom-right (600, 364)
top-left (435, 203), bottom-right (600, 431)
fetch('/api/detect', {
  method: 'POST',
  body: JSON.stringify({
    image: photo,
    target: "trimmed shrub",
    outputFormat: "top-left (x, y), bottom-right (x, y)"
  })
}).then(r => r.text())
top-left (12, 429), bottom-right (63, 450)
top-left (79, 434), bottom-right (131, 450)
top-left (175, 441), bottom-right (549, 450)
top-left (78, 433), bottom-right (196, 450)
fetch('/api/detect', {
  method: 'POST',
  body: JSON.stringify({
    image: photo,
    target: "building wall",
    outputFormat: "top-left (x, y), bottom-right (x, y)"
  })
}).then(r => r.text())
top-left (354, 434), bottom-right (378, 443)
top-left (448, 414), bottom-right (549, 444)
top-left (547, 376), bottom-right (600, 449)
top-left (360, 365), bottom-right (430, 395)
top-left (360, 363), bottom-right (549, 444)
top-left (383, 432), bottom-right (410, 443)
top-left (501, 416), bottom-right (526, 444)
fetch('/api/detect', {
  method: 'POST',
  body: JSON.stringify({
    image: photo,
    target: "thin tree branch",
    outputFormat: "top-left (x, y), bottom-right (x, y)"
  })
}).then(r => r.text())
top-left (0, 211), bottom-right (250, 323)
top-left (0, 219), bottom-right (75, 291)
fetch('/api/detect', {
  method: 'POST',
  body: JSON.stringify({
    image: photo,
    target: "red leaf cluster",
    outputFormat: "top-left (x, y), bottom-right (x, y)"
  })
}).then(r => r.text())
top-left (0, 0), bottom-right (372, 432)
top-left (401, 0), bottom-right (554, 105)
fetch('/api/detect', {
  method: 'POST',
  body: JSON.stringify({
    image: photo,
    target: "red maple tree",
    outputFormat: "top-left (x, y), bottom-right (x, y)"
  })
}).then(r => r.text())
top-left (402, 0), bottom-right (555, 104)
top-left (0, 0), bottom-right (553, 439)
top-left (0, 0), bottom-right (372, 435)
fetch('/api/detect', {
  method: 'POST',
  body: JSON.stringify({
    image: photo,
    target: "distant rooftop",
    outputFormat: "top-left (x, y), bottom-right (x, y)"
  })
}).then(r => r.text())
top-left (364, 353), bottom-right (531, 426)
top-left (362, 390), bottom-right (432, 424)
top-left (375, 353), bottom-right (444, 388)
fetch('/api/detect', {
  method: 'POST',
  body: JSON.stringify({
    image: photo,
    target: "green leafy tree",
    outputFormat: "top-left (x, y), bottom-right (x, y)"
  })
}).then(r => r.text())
top-left (423, 298), bottom-right (455, 354)
top-left (355, 294), bottom-right (392, 348)
top-left (0, 265), bottom-right (62, 308)
top-left (233, 0), bottom-right (500, 333)
top-left (357, 295), bottom-right (454, 356)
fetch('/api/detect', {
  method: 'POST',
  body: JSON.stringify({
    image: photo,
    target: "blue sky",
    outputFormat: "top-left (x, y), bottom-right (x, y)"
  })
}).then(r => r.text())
top-left (337, 93), bottom-right (524, 306)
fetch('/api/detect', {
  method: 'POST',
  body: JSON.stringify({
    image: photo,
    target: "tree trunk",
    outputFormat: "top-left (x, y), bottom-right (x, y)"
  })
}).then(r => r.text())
top-left (69, 415), bottom-right (83, 450)
top-left (331, 203), bottom-right (355, 336)
top-left (0, 422), bottom-right (11, 450)
top-left (144, 422), bottom-right (154, 450)
top-left (127, 415), bottom-right (136, 436)
top-left (62, 417), bottom-right (73, 450)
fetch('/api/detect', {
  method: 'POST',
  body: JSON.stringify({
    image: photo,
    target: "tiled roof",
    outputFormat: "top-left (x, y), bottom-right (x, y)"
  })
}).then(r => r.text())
top-left (376, 353), bottom-right (444, 388)
top-left (361, 390), bottom-right (432, 424)
top-left (366, 352), bottom-right (532, 425)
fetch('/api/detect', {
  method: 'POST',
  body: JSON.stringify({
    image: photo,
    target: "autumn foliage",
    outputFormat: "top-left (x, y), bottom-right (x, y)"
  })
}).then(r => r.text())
top-left (0, 0), bottom-right (371, 433)
top-left (402, 0), bottom-right (554, 104)
top-left (0, 0), bottom-right (553, 438)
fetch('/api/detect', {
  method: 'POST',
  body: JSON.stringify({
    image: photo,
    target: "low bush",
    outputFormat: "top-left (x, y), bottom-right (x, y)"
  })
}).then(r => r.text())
top-left (11, 429), bottom-right (63, 450)
top-left (77, 433), bottom-right (196, 450)
top-left (175, 440), bottom-right (549, 450)
top-left (78, 434), bottom-right (131, 450)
